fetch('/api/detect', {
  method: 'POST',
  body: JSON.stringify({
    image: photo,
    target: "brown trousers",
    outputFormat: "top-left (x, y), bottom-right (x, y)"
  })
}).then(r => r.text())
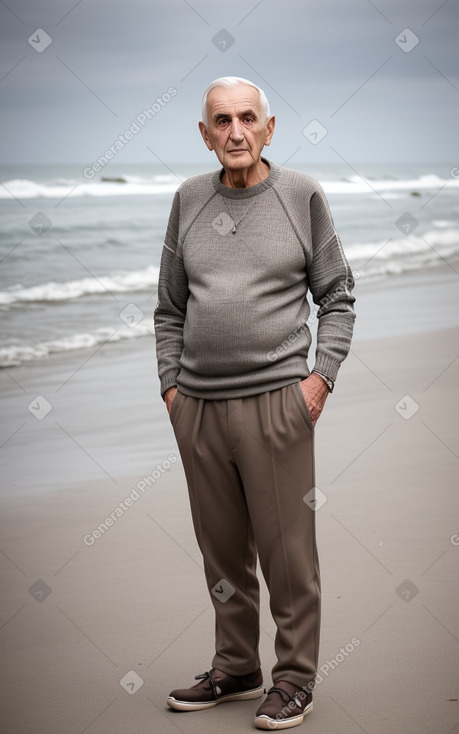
top-left (170, 382), bottom-right (320, 689)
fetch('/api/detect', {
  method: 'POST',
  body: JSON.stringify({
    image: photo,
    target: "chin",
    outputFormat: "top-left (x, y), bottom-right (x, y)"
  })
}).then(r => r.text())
top-left (224, 154), bottom-right (252, 168)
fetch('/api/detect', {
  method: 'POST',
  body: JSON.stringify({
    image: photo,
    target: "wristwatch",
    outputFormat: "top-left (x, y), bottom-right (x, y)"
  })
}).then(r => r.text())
top-left (311, 370), bottom-right (335, 393)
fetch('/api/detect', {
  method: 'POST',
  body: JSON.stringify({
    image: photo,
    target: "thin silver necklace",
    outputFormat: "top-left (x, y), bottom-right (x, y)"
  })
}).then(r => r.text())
top-left (221, 197), bottom-right (257, 234)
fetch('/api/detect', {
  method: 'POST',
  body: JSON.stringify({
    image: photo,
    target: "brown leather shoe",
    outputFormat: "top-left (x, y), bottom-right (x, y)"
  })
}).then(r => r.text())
top-left (167, 667), bottom-right (264, 711)
top-left (254, 680), bottom-right (313, 729)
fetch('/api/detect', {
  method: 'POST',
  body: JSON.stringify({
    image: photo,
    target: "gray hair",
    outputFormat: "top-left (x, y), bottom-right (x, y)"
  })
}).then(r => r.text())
top-left (201, 76), bottom-right (270, 126)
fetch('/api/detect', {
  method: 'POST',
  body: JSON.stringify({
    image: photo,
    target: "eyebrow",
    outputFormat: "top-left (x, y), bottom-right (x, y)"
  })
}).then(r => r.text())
top-left (213, 109), bottom-right (258, 121)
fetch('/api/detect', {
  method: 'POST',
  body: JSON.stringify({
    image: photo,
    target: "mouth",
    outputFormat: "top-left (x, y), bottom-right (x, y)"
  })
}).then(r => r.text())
top-left (227, 149), bottom-right (248, 155)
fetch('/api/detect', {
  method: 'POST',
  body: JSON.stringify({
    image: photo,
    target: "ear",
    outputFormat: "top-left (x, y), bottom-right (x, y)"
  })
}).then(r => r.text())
top-left (264, 115), bottom-right (275, 146)
top-left (199, 121), bottom-right (214, 151)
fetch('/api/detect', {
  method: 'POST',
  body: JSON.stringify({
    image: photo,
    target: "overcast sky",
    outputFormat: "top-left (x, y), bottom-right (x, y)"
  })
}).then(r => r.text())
top-left (0, 0), bottom-right (458, 166)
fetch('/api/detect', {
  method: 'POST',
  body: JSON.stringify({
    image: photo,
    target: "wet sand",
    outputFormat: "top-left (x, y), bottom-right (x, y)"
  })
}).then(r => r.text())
top-left (1, 267), bottom-right (458, 733)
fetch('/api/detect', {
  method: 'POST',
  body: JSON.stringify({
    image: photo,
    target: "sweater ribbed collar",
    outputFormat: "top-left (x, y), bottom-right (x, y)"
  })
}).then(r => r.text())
top-left (213, 157), bottom-right (281, 199)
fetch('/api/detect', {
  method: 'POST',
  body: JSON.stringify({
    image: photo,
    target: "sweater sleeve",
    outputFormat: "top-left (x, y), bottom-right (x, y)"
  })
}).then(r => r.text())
top-left (308, 185), bottom-right (356, 381)
top-left (154, 191), bottom-right (189, 399)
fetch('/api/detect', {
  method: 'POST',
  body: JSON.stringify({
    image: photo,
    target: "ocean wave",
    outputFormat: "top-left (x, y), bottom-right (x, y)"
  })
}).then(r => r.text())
top-left (0, 266), bottom-right (159, 306)
top-left (0, 323), bottom-right (154, 367)
top-left (1, 228), bottom-right (458, 365)
top-left (322, 174), bottom-right (459, 196)
top-left (0, 323), bottom-right (153, 367)
top-left (0, 176), bottom-right (180, 200)
top-left (1, 172), bottom-right (458, 200)
top-left (1, 229), bottom-right (458, 307)
top-left (346, 228), bottom-right (459, 261)
top-left (346, 229), bottom-right (459, 277)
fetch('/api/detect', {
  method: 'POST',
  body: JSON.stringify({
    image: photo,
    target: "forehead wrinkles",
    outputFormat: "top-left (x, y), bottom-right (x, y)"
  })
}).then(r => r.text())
top-left (207, 92), bottom-right (263, 119)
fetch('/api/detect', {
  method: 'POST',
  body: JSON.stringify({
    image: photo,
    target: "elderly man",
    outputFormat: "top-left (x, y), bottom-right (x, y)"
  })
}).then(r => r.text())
top-left (154, 76), bottom-right (355, 730)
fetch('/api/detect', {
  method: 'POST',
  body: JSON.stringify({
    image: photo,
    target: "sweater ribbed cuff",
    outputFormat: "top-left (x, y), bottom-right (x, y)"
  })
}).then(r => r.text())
top-left (160, 370), bottom-right (179, 401)
top-left (312, 355), bottom-right (341, 383)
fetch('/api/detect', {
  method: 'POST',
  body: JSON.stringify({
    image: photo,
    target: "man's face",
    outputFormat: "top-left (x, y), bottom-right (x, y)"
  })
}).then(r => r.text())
top-left (199, 84), bottom-right (275, 173)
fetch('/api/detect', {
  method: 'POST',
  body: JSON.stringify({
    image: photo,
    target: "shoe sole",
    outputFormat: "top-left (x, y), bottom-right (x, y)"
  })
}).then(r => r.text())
top-left (254, 701), bottom-right (313, 730)
top-left (167, 685), bottom-right (265, 712)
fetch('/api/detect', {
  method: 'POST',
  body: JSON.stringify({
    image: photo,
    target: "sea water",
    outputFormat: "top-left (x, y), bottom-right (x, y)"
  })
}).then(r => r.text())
top-left (1, 162), bottom-right (458, 367)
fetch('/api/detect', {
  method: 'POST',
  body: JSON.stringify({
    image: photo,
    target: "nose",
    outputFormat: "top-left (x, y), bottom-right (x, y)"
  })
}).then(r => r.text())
top-left (229, 117), bottom-right (244, 141)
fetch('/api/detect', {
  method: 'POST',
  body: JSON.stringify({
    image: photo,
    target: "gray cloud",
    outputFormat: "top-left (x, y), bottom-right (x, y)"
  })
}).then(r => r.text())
top-left (0, 0), bottom-right (457, 164)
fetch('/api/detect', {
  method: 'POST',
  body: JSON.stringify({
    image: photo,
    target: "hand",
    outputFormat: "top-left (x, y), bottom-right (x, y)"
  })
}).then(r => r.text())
top-left (165, 386), bottom-right (178, 415)
top-left (298, 373), bottom-right (329, 427)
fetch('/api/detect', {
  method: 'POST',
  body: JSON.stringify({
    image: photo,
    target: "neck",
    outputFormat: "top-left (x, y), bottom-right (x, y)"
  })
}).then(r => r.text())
top-left (222, 159), bottom-right (270, 188)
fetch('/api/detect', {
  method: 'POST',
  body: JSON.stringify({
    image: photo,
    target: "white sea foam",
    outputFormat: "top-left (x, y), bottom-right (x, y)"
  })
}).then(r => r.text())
top-left (346, 229), bottom-right (459, 262)
top-left (432, 220), bottom-right (456, 228)
top-left (1, 172), bottom-right (458, 200)
top-left (322, 173), bottom-right (459, 196)
top-left (1, 230), bottom-right (458, 308)
top-left (0, 176), bottom-right (180, 199)
top-left (0, 323), bottom-right (154, 367)
top-left (0, 265), bottom-right (160, 306)
top-left (1, 231), bottom-right (457, 364)
top-left (346, 229), bottom-right (459, 278)
top-left (2, 163), bottom-right (456, 368)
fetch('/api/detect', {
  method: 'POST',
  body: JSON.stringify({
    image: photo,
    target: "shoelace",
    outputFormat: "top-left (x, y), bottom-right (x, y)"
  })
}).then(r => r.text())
top-left (266, 685), bottom-right (303, 709)
top-left (195, 669), bottom-right (222, 698)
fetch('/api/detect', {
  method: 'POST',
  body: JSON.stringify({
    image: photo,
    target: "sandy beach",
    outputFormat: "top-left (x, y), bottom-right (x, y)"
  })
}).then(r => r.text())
top-left (1, 266), bottom-right (458, 734)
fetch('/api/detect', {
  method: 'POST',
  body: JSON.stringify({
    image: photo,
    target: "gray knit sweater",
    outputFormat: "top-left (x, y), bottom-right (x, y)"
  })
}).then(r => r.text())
top-left (154, 159), bottom-right (355, 400)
